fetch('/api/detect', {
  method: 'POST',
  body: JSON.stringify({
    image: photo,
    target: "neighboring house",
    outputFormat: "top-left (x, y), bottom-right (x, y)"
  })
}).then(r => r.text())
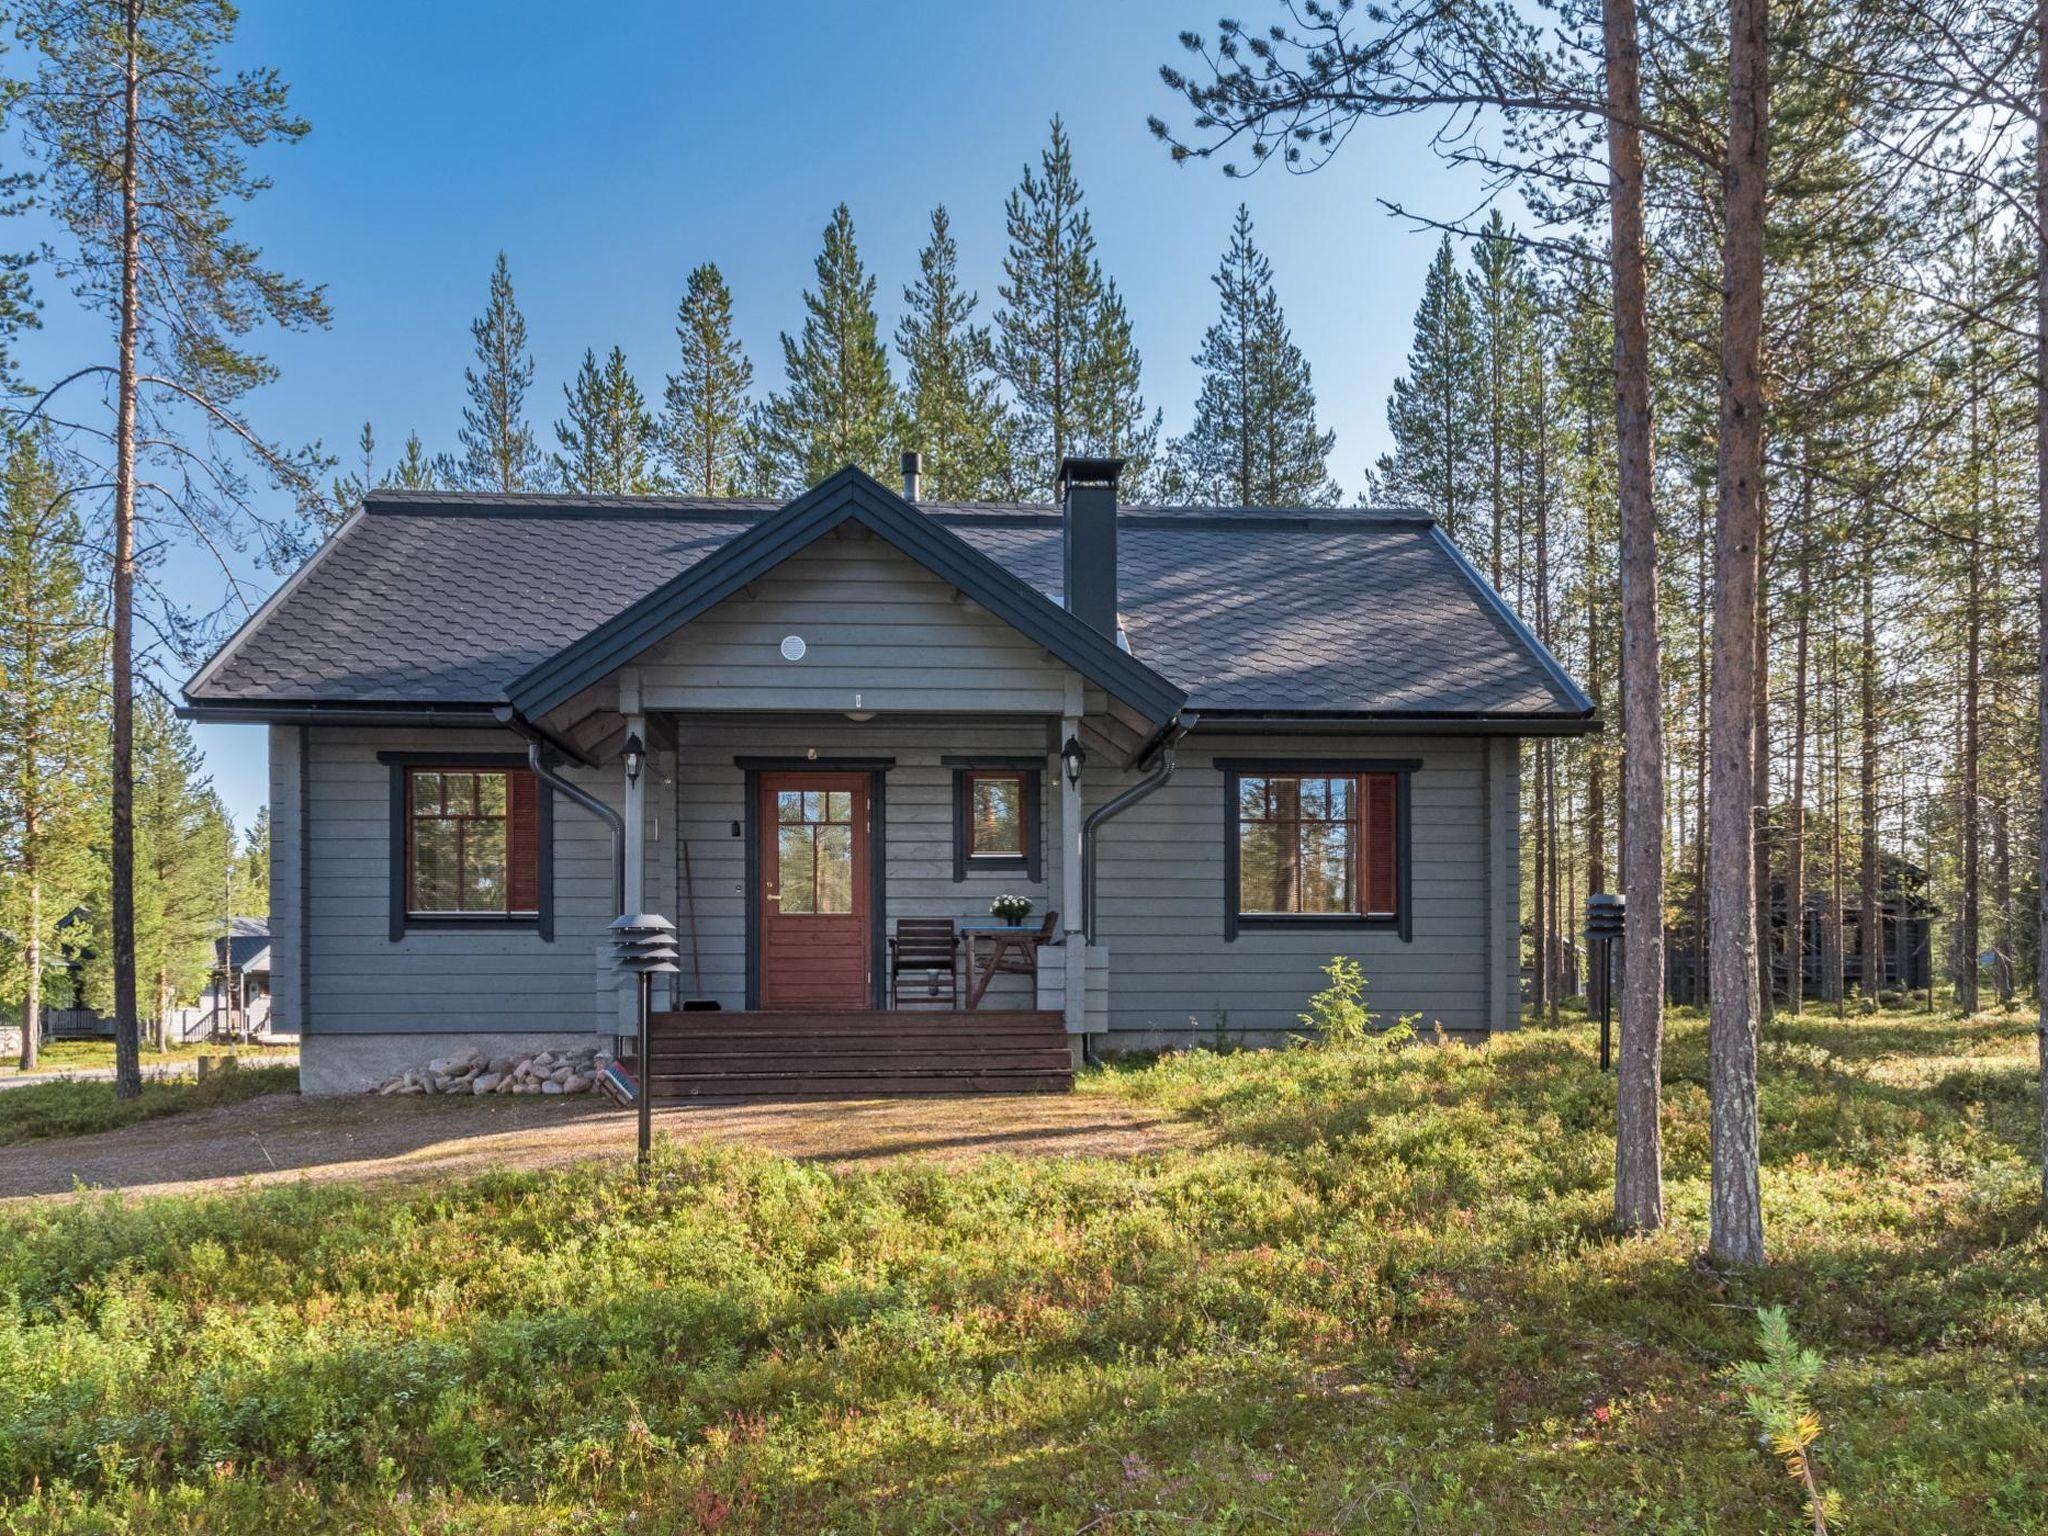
top-left (203, 916), bottom-right (275, 1037)
top-left (181, 458), bottom-right (1595, 1094)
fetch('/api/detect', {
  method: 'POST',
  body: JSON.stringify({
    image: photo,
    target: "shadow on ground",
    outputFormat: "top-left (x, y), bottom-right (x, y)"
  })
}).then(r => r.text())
top-left (0, 1087), bottom-right (1188, 1202)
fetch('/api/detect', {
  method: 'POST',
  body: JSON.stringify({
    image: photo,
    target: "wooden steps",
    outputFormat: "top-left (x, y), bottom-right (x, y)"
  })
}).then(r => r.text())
top-left (632, 1010), bottom-right (1073, 1099)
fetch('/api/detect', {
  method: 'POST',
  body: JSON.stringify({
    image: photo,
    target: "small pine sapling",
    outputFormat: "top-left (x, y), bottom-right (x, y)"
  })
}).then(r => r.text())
top-left (1732, 1306), bottom-right (1841, 1534)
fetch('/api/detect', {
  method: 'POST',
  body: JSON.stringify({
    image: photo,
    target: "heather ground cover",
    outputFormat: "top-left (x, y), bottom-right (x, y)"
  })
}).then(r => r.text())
top-left (0, 1005), bottom-right (2040, 1533)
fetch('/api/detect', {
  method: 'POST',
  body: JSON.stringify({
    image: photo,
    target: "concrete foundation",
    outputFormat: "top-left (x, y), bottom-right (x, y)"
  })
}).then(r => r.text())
top-left (299, 1031), bottom-right (616, 1095)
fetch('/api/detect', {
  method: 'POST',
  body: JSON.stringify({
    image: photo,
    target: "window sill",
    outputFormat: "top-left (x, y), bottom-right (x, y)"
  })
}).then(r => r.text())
top-left (398, 913), bottom-right (542, 934)
top-left (962, 855), bottom-right (1031, 873)
top-left (1232, 914), bottom-right (1400, 933)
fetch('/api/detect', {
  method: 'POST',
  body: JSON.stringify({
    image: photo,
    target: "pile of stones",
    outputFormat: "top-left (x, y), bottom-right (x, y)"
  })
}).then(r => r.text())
top-left (374, 1043), bottom-right (610, 1097)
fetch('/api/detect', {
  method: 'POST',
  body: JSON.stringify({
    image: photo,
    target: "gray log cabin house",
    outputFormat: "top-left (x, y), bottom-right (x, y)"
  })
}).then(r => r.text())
top-left (180, 457), bottom-right (1596, 1095)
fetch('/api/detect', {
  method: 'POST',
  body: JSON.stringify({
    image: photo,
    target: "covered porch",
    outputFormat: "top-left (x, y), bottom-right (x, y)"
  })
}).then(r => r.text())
top-left (583, 704), bottom-right (1137, 1040)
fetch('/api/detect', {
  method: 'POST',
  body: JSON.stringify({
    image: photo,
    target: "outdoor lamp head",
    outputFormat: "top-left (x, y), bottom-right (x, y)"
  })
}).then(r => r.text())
top-left (623, 732), bottom-right (646, 785)
top-left (1061, 734), bottom-right (1086, 786)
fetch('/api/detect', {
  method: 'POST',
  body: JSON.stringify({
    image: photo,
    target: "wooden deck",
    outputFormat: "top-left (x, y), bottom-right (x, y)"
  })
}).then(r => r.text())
top-left (631, 1010), bottom-right (1074, 1099)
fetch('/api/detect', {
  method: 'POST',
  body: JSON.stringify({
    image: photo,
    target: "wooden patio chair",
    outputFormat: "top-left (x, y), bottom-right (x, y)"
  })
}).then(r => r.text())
top-left (889, 917), bottom-right (960, 1007)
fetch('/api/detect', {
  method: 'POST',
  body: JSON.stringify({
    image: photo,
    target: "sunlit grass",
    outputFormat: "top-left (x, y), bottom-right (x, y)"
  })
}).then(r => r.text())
top-left (0, 1038), bottom-right (296, 1076)
top-left (0, 1064), bottom-right (299, 1146)
top-left (0, 1007), bottom-right (2039, 1533)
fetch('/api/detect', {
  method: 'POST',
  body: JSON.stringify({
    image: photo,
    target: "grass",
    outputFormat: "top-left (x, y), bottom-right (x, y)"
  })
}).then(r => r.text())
top-left (0, 1064), bottom-right (299, 1146)
top-left (0, 1005), bottom-right (2040, 1533)
top-left (0, 1039), bottom-right (296, 1077)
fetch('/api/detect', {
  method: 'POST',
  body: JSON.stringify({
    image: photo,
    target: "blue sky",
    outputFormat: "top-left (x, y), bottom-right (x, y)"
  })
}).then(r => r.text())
top-left (18, 0), bottom-right (1494, 829)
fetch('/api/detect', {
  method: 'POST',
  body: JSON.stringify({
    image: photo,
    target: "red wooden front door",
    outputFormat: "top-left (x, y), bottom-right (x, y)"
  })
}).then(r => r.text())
top-left (758, 772), bottom-right (873, 1009)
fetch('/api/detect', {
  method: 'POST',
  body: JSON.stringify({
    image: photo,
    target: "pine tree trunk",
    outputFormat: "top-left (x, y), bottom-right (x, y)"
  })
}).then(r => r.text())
top-left (1961, 548), bottom-right (1981, 1014)
top-left (1693, 494), bottom-right (1710, 1008)
top-left (20, 879), bottom-right (38, 1072)
top-left (1859, 542), bottom-right (1880, 1008)
top-left (1534, 761), bottom-right (1550, 1022)
top-left (1994, 796), bottom-right (2014, 1007)
top-left (1788, 481), bottom-right (1810, 1016)
top-left (1708, 0), bottom-right (1769, 1268)
top-left (1754, 519), bottom-right (1773, 1023)
top-left (1843, 655), bottom-right (1859, 1015)
top-left (2033, 0), bottom-right (2048, 1210)
top-left (1605, 0), bottom-right (1666, 1234)
top-left (111, 2), bottom-right (143, 1103)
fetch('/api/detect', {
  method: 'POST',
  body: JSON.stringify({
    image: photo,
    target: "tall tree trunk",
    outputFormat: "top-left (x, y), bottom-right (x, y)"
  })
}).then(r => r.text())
top-left (1605, 0), bottom-right (1666, 1233)
top-left (2033, 0), bottom-right (2048, 1209)
top-left (1788, 476), bottom-right (1810, 1016)
top-left (1830, 651), bottom-right (1846, 1017)
top-left (1754, 521), bottom-right (1774, 1024)
top-left (1587, 506), bottom-right (1608, 904)
top-left (1859, 538), bottom-right (1880, 1009)
top-left (1962, 544), bottom-right (1982, 1014)
top-left (20, 879), bottom-right (38, 1072)
top-left (1994, 795), bottom-right (2013, 1006)
top-left (1694, 494), bottom-right (1710, 1007)
top-left (1534, 758), bottom-right (1550, 1022)
top-left (111, 3), bottom-right (143, 1102)
top-left (1708, 0), bottom-right (1770, 1268)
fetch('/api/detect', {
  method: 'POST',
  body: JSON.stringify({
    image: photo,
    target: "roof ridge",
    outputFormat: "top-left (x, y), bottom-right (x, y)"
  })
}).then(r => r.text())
top-left (364, 487), bottom-right (1432, 529)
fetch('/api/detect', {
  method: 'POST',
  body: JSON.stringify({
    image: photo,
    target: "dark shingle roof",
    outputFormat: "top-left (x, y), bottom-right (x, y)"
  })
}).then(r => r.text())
top-left (186, 489), bottom-right (1591, 723)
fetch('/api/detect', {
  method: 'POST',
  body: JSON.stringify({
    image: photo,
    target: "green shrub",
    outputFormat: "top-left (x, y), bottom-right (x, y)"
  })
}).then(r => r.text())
top-left (1296, 955), bottom-right (1414, 1048)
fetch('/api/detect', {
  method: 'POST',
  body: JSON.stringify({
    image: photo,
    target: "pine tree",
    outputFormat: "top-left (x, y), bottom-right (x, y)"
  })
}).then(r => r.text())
top-left (387, 432), bottom-right (440, 491)
top-left (1175, 205), bottom-right (1339, 506)
top-left (661, 263), bottom-right (755, 496)
top-left (897, 206), bottom-right (1012, 500)
top-left (233, 806), bottom-right (269, 916)
top-left (459, 252), bottom-right (546, 492)
top-left (1378, 236), bottom-right (1485, 541)
top-left (329, 422), bottom-right (379, 527)
top-left (130, 691), bottom-right (228, 1047)
top-left (1080, 280), bottom-right (1162, 495)
top-left (1470, 211), bottom-right (1534, 588)
top-left (554, 346), bottom-right (659, 494)
top-left (999, 118), bottom-right (1159, 497)
top-left (763, 204), bottom-right (899, 490)
top-left (0, 435), bottom-right (106, 1070)
top-left (17, 0), bottom-right (331, 1100)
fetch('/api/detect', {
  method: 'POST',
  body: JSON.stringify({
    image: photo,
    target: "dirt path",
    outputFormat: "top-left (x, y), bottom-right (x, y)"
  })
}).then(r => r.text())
top-left (0, 1088), bottom-right (1188, 1203)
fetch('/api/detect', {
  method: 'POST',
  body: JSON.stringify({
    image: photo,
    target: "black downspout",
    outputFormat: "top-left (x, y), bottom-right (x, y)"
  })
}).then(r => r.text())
top-left (1082, 713), bottom-right (1197, 943)
top-left (495, 707), bottom-right (626, 919)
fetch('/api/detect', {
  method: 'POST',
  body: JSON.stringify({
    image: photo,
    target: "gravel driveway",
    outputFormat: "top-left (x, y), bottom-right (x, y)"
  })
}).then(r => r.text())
top-left (0, 1087), bottom-right (1187, 1203)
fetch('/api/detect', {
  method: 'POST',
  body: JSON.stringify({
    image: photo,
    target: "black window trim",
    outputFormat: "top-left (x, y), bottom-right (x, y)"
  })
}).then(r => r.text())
top-left (380, 751), bottom-right (553, 941)
top-left (943, 756), bottom-right (1042, 883)
top-left (1217, 757), bottom-right (1417, 943)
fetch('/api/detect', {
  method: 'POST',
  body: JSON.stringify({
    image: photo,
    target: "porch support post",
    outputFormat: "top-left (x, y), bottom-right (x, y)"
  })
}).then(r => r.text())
top-left (1060, 709), bottom-right (1086, 1035)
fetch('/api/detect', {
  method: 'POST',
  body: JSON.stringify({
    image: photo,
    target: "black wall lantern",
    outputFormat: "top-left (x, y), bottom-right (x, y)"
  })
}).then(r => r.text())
top-left (622, 731), bottom-right (646, 785)
top-left (1061, 734), bottom-right (1087, 786)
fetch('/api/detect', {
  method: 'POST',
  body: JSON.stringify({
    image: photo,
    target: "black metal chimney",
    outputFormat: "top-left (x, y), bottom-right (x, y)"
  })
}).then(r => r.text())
top-left (901, 450), bottom-right (922, 501)
top-left (1059, 456), bottom-right (1123, 639)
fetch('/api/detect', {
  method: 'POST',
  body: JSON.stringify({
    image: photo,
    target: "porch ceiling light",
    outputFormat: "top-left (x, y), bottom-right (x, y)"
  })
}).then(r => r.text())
top-left (622, 731), bottom-right (645, 785)
top-left (1062, 734), bottom-right (1087, 786)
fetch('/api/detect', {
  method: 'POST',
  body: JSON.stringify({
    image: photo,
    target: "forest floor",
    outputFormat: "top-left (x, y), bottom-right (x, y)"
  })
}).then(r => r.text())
top-left (0, 1005), bottom-right (2040, 1533)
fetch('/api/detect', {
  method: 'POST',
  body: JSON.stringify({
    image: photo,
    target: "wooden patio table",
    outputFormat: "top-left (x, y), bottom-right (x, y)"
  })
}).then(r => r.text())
top-left (959, 920), bottom-right (1048, 1009)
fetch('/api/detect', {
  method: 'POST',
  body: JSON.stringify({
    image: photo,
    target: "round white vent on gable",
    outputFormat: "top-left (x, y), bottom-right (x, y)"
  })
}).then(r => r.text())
top-left (779, 634), bottom-right (807, 661)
